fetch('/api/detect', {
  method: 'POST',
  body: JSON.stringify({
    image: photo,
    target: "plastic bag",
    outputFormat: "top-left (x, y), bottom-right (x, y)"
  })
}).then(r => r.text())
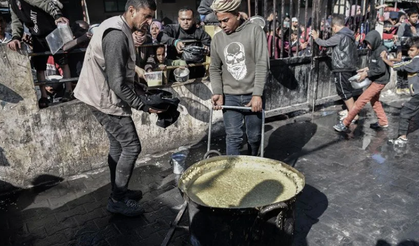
top-left (182, 46), bottom-right (206, 63)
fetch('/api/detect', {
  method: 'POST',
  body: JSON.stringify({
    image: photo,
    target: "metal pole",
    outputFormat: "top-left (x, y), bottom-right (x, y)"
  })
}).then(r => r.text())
top-left (248, 0), bottom-right (252, 17)
top-left (207, 107), bottom-right (214, 153)
top-left (379, 0), bottom-right (384, 18)
top-left (297, 0), bottom-right (301, 55)
top-left (255, 0), bottom-right (258, 16)
top-left (273, 0), bottom-right (277, 58)
top-left (304, 0), bottom-right (308, 43)
top-left (264, 0), bottom-right (267, 20)
top-left (290, 0), bottom-right (293, 57)
top-left (280, 0), bottom-right (284, 58)
top-left (81, 0), bottom-right (90, 24)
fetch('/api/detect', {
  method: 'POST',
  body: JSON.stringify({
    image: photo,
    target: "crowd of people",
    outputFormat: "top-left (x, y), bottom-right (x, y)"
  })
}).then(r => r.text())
top-left (2, 1), bottom-right (215, 108)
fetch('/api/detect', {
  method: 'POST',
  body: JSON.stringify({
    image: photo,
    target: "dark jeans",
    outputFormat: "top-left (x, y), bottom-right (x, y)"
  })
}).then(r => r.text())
top-left (90, 106), bottom-right (141, 201)
top-left (223, 94), bottom-right (263, 156)
top-left (399, 94), bottom-right (419, 136)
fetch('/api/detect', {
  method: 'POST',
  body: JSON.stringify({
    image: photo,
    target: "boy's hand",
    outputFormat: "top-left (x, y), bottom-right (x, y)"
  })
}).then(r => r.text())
top-left (357, 67), bottom-right (369, 73)
top-left (55, 17), bottom-right (69, 25)
top-left (7, 40), bottom-right (21, 51)
top-left (411, 25), bottom-right (417, 34)
top-left (239, 12), bottom-right (249, 20)
top-left (311, 30), bottom-right (319, 40)
top-left (380, 51), bottom-right (388, 59)
top-left (358, 71), bottom-right (368, 81)
top-left (245, 96), bottom-right (263, 112)
top-left (212, 95), bottom-right (223, 110)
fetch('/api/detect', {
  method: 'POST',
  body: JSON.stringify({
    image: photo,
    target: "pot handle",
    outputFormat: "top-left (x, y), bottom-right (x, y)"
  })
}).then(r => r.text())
top-left (258, 202), bottom-right (288, 220)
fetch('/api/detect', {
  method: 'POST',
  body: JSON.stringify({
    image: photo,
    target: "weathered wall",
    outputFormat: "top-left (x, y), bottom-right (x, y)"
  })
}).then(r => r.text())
top-left (0, 44), bottom-right (222, 190)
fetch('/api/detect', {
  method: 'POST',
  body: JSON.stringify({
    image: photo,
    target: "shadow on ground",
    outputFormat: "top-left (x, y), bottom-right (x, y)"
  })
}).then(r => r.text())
top-left (0, 165), bottom-right (189, 246)
top-left (264, 121), bottom-right (317, 167)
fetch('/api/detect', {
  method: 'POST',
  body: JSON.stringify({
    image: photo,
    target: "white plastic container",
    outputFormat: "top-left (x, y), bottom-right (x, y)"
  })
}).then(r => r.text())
top-left (144, 71), bottom-right (163, 87)
top-left (173, 67), bottom-right (190, 82)
top-left (45, 24), bottom-right (73, 54)
top-left (349, 74), bottom-right (371, 89)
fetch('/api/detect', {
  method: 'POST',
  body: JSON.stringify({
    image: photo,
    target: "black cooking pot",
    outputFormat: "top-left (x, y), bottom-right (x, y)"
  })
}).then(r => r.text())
top-left (178, 156), bottom-right (305, 246)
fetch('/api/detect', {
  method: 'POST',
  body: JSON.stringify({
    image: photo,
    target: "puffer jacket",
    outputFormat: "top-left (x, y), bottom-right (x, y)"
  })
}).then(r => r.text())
top-left (331, 27), bottom-right (358, 72)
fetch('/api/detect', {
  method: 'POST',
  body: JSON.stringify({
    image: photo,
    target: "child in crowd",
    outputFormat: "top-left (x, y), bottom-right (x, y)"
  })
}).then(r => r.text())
top-left (381, 37), bottom-right (419, 146)
top-left (334, 30), bottom-right (390, 132)
top-left (396, 9), bottom-right (419, 38)
top-left (286, 31), bottom-right (307, 57)
top-left (396, 13), bottom-right (407, 27)
top-left (145, 46), bottom-right (186, 82)
top-left (383, 21), bottom-right (397, 52)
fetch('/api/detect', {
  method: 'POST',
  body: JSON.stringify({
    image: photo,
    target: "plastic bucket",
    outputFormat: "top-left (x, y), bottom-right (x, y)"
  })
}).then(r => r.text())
top-left (171, 152), bottom-right (187, 174)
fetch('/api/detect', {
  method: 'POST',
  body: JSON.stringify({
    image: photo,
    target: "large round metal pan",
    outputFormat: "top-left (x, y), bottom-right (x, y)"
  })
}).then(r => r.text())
top-left (178, 155), bottom-right (305, 211)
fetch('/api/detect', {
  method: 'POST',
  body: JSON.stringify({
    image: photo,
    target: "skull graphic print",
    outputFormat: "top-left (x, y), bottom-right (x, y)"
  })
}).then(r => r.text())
top-left (224, 42), bottom-right (247, 80)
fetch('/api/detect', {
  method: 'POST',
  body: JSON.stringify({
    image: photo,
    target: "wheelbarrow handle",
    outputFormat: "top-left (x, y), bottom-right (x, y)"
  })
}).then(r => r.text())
top-left (207, 106), bottom-right (265, 157)
top-left (220, 105), bottom-right (252, 110)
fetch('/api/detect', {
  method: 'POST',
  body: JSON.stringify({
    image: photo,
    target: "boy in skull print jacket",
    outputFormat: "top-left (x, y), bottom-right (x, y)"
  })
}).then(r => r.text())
top-left (210, 8), bottom-right (269, 156)
top-left (210, 19), bottom-right (269, 98)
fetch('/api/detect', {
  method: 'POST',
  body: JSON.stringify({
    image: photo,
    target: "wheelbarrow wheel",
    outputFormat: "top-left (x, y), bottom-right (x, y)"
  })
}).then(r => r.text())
top-left (203, 150), bottom-right (222, 159)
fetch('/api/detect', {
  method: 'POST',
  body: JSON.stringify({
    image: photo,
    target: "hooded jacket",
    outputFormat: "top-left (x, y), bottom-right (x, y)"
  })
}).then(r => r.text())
top-left (364, 30), bottom-right (390, 84)
top-left (392, 56), bottom-right (419, 95)
top-left (9, 0), bottom-right (63, 39)
top-left (314, 27), bottom-right (357, 72)
top-left (209, 20), bottom-right (269, 96)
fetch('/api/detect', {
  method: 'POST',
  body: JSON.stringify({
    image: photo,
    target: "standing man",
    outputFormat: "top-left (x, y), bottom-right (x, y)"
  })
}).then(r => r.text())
top-left (7, 0), bottom-right (73, 108)
top-left (210, 0), bottom-right (269, 156)
top-left (311, 14), bottom-right (359, 121)
top-left (159, 7), bottom-right (211, 60)
top-left (158, 7), bottom-right (211, 78)
top-left (74, 0), bottom-right (160, 217)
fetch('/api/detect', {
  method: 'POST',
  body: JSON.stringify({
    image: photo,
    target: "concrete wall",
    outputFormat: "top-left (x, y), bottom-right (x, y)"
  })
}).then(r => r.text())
top-left (0, 44), bottom-right (222, 191)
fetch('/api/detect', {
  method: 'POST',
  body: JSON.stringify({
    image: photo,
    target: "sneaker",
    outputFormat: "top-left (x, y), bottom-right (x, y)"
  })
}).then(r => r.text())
top-left (403, 88), bottom-right (411, 96)
top-left (389, 137), bottom-right (408, 147)
top-left (370, 122), bottom-right (388, 129)
top-left (126, 189), bottom-right (143, 201)
top-left (338, 109), bottom-right (348, 117)
top-left (396, 88), bottom-right (404, 95)
top-left (333, 121), bottom-right (348, 132)
top-left (110, 189), bottom-right (143, 201)
top-left (38, 97), bottom-right (50, 109)
top-left (107, 198), bottom-right (145, 217)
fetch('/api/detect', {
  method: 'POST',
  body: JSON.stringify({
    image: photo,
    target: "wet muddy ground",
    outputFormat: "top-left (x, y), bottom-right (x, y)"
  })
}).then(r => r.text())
top-left (0, 96), bottom-right (418, 246)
